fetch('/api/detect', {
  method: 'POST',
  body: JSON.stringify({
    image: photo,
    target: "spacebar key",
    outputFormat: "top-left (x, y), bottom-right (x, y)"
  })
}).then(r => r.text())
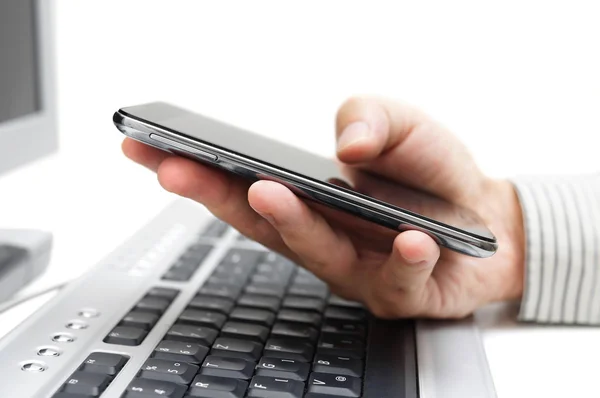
top-left (123, 378), bottom-right (186, 398)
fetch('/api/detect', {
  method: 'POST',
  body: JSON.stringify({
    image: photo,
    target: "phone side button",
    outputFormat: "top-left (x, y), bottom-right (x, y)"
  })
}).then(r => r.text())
top-left (149, 134), bottom-right (218, 162)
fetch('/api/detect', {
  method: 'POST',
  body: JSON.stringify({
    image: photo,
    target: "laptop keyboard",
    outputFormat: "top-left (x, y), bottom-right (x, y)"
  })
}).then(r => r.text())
top-left (52, 221), bottom-right (369, 398)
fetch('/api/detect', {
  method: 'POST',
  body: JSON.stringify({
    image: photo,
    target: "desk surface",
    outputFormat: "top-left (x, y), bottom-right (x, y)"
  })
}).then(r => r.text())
top-left (1, 153), bottom-right (598, 398)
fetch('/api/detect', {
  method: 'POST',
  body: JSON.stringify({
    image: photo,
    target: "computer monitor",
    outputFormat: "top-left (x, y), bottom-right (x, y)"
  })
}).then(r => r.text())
top-left (0, 0), bottom-right (57, 175)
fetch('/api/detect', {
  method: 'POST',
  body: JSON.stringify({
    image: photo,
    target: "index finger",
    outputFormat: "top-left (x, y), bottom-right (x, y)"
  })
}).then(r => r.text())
top-left (335, 96), bottom-right (485, 204)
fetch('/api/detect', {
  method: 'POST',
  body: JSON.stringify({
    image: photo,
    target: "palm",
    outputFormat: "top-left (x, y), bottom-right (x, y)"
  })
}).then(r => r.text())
top-left (300, 180), bottom-right (520, 318)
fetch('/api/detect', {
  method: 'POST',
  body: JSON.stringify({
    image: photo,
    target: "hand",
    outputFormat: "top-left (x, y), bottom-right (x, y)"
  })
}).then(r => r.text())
top-left (122, 97), bottom-right (525, 319)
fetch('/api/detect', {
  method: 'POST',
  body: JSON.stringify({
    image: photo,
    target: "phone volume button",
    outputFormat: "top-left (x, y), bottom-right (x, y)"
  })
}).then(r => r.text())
top-left (149, 134), bottom-right (218, 162)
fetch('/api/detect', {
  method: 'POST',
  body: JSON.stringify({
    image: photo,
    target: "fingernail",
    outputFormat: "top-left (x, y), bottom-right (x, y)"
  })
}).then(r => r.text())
top-left (401, 253), bottom-right (428, 266)
top-left (337, 121), bottom-right (371, 152)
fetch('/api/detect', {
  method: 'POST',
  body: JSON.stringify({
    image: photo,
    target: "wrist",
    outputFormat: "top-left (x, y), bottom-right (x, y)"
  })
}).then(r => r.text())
top-left (480, 179), bottom-right (525, 302)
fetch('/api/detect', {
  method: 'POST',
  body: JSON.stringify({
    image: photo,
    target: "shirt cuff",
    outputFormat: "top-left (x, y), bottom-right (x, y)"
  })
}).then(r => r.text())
top-left (511, 175), bottom-right (600, 324)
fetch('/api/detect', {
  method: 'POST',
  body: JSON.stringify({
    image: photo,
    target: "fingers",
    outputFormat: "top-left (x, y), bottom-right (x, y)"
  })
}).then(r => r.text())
top-left (335, 97), bottom-right (486, 204)
top-left (156, 156), bottom-right (296, 259)
top-left (368, 230), bottom-right (440, 317)
top-left (248, 180), bottom-right (357, 283)
top-left (385, 231), bottom-right (440, 290)
top-left (336, 97), bottom-right (421, 163)
top-left (122, 138), bottom-right (171, 172)
top-left (123, 137), bottom-right (298, 260)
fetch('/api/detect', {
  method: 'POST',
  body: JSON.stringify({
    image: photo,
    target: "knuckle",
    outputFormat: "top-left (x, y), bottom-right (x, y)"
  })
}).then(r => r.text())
top-left (366, 287), bottom-right (426, 319)
top-left (247, 217), bottom-right (276, 244)
top-left (366, 296), bottom-right (403, 319)
top-left (368, 304), bottom-right (396, 319)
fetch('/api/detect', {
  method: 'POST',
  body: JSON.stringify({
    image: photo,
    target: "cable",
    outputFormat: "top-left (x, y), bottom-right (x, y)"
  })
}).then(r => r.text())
top-left (0, 279), bottom-right (73, 315)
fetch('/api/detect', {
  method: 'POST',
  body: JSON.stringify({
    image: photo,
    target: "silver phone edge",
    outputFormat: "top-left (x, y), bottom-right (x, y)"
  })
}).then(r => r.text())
top-left (115, 111), bottom-right (498, 258)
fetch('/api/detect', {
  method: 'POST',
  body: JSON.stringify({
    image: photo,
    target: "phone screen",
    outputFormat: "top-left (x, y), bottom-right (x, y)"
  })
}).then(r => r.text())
top-left (120, 103), bottom-right (495, 242)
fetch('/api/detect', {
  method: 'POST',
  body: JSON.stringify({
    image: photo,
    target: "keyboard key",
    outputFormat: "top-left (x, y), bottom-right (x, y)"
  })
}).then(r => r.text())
top-left (181, 243), bottom-right (213, 259)
top-left (247, 376), bottom-right (304, 398)
top-left (287, 284), bottom-right (328, 300)
top-left (61, 372), bottom-right (110, 396)
top-left (201, 219), bottom-right (229, 238)
top-left (200, 355), bottom-right (255, 379)
top-left (166, 324), bottom-right (219, 346)
top-left (124, 378), bottom-right (186, 398)
top-left (213, 263), bottom-right (254, 279)
top-left (229, 307), bottom-right (275, 327)
top-left (104, 326), bottom-right (147, 346)
top-left (121, 311), bottom-right (159, 330)
top-left (261, 251), bottom-right (293, 265)
top-left (282, 296), bottom-right (325, 313)
top-left (188, 375), bottom-right (248, 398)
top-left (271, 322), bottom-right (319, 342)
top-left (135, 296), bottom-right (171, 314)
top-left (152, 340), bottom-right (209, 364)
top-left (324, 307), bottom-right (366, 322)
top-left (264, 338), bottom-right (314, 362)
top-left (147, 287), bottom-right (179, 300)
top-left (313, 354), bottom-right (364, 377)
top-left (306, 372), bottom-right (361, 397)
top-left (162, 268), bottom-right (195, 282)
top-left (321, 320), bottom-right (366, 338)
top-left (221, 321), bottom-right (270, 343)
top-left (251, 272), bottom-right (293, 285)
top-left (189, 241), bottom-right (217, 252)
top-left (256, 261), bottom-right (294, 275)
top-left (139, 358), bottom-right (198, 384)
top-left (178, 309), bottom-right (227, 329)
top-left (207, 274), bottom-right (248, 286)
top-left (244, 283), bottom-right (286, 298)
top-left (211, 337), bottom-right (263, 361)
top-left (79, 352), bottom-right (128, 376)
top-left (260, 254), bottom-right (296, 274)
top-left (256, 357), bottom-right (310, 381)
top-left (188, 295), bottom-right (235, 314)
top-left (220, 248), bottom-right (263, 268)
top-left (317, 334), bottom-right (365, 359)
top-left (199, 283), bottom-right (243, 300)
top-left (277, 309), bottom-right (322, 327)
top-left (328, 295), bottom-right (364, 309)
top-left (293, 273), bottom-right (326, 286)
top-left (237, 294), bottom-right (281, 312)
top-left (171, 257), bottom-right (203, 271)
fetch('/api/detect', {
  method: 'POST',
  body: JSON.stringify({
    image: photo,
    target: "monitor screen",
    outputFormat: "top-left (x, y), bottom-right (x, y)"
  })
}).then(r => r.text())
top-left (0, 0), bottom-right (40, 124)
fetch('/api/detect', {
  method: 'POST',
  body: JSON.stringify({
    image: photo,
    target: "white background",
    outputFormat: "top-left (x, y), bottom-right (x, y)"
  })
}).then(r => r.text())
top-left (1, 1), bottom-right (599, 397)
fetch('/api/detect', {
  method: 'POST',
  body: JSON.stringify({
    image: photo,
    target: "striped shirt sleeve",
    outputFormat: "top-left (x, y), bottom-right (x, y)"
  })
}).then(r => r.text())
top-left (512, 175), bottom-right (600, 324)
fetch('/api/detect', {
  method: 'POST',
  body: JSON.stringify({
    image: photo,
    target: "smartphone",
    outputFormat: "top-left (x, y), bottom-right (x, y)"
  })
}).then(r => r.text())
top-left (114, 102), bottom-right (498, 257)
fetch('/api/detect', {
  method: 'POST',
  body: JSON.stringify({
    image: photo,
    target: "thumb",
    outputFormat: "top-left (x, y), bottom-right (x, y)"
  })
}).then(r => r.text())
top-left (335, 96), bottom-right (486, 204)
top-left (368, 230), bottom-right (440, 318)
